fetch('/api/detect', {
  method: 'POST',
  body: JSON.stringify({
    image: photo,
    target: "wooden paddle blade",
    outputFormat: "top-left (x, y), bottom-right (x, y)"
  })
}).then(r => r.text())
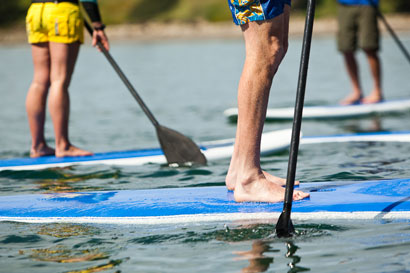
top-left (276, 212), bottom-right (295, 238)
top-left (156, 126), bottom-right (207, 166)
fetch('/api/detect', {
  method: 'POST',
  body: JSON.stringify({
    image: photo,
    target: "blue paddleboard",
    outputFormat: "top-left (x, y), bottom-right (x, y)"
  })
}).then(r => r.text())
top-left (0, 178), bottom-right (409, 224)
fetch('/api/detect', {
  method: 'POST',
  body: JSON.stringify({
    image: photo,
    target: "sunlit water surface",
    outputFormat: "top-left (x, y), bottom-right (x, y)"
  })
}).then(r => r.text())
top-left (0, 32), bottom-right (410, 272)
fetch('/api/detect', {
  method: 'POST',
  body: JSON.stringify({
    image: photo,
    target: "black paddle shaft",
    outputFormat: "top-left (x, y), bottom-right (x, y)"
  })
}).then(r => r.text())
top-left (84, 22), bottom-right (159, 127)
top-left (276, 0), bottom-right (316, 238)
top-left (370, 1), bottom-right (410, 64)
top-left (83, 21), bottom-right (207, 165)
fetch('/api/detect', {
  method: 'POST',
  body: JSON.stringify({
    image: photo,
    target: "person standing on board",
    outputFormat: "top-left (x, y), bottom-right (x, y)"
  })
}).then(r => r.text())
top-left (25, 0), bottom-right (109, 157)
top-left (337, 0), bottom-right (383, 105)
top-left (226, 0), bottom-right (309, 202)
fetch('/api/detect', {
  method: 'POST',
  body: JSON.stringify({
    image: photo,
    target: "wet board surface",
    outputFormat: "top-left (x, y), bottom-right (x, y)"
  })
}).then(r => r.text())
top-left (0, 178), bottom-right (409, 224)
top-left (0, 129), bottom-right (291, 171)
top-left (224, 99), bottom-right (410, 121)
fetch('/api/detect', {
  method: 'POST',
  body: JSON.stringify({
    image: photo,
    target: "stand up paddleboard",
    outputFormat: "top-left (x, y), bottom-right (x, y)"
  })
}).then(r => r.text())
top-left (224, 99), bottom-right (410, 121)
top-left (0, 178), bottom-right (409, 224)
top-left (0, 129), bottom-right (291, 171)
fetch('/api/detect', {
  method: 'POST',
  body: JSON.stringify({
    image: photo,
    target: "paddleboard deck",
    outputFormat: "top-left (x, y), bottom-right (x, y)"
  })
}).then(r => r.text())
top-left (0, 129), bottom-right (291, 171)
top-left (0, 178), bottom-right (409, 224)
top-left (224, 99), bottom-right (410, 121)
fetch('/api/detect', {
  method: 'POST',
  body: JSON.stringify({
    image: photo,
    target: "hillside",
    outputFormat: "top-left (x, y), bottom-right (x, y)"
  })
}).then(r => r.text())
top-left (1, 0), bottom-right (410, 27)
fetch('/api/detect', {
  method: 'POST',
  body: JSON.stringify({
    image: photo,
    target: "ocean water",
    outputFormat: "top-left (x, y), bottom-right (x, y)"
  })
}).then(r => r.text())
top-left (0, 32), bottom-right (410, 272)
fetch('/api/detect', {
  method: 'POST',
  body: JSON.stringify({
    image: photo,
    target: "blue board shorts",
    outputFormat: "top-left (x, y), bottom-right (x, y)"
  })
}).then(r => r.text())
top-left (228, 0), bottom-right (291, 25)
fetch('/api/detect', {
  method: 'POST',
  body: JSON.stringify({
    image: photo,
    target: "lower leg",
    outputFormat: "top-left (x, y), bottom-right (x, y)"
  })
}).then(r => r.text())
top-left (26, 43), bottom-right (54, 157)
top-left (26, 82), bottom-right (55, 157)
top-left (233, 55), bottom-right (307, 202)
top-left (233, 59), bottom-right (286, 202)
top-left (340, 52), bottom-right (363, 105)
top-left (48, 42), bottom-right (92, 157)
top-left (362, 49), bottom-right (383, 103)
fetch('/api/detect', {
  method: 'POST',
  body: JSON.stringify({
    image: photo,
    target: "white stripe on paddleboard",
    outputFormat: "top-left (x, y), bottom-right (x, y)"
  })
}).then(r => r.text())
top-left (1, 212), bottom-right (409, 225)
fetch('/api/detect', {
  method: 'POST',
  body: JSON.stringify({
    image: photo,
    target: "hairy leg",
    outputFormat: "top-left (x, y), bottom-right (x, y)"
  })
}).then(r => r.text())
top-left (226, 6), bottom-right (299, 191)
top-left (26, 43), bottom-right (55, 157)
top-left (48, 42), bottom-right (92, 157)
top-left (227, 9), bottom-right (309, 203)
top-left (340, 51), bottom-right (363, 105)
top-left (362, 49), bottom-right (383, 104)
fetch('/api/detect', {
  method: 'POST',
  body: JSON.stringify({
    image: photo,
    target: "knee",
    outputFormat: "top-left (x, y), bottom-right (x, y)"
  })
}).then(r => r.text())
top-left (32, 68), bottom-right (50, 85)
top-left (363, 49), bottom-right (378, 59)
top-left (50, 77), bottom-right (70, 91)
top-left (31, 77), bottom-right (50, 93)
top-left (343, 51), bottom-right (355, 61)
top-left (282, 38), bottom-right (289, 57)
top-left (264, 39), bottom-right (287, 78)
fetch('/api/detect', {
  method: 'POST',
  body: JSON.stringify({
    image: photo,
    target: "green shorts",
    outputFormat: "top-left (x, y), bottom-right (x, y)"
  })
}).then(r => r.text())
top-left (337, 4), bottom-right (379, 52)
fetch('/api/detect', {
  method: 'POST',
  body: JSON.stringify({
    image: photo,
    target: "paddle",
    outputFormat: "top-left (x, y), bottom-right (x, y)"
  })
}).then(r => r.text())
top-left (276, 0), bottom-right (316, 238)
top-left (370, 1), bottom-right (410, 64)
top-left (83, 21), bottom-right (207, 166)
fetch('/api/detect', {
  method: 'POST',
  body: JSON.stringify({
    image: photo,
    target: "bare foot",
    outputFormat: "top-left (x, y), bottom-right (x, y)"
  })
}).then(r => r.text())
top-left (362, 92), bottom-right (383, 104)
top-left (55, 145), bottom-right (93, 158)
top-left (30, 144), bottom-right (55, 158)
top-left (340, 93), bottom-right (363, 105)
top-left (226, 170), bottom-right (299, 191)
top-left (226, 172), bottom-right (237, 191)
top-left (234, 173), bottom-right (309, 203)
top-left (262, 170), bottom-right (300, 186)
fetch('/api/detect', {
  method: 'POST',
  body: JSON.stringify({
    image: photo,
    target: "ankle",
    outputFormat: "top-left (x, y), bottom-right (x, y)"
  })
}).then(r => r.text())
top-left (236, 171), bottom-right (264, 187)
top-left (31, 141), bottom-right (47, 150)
top-left (55, 141), bottom-right (71, 152)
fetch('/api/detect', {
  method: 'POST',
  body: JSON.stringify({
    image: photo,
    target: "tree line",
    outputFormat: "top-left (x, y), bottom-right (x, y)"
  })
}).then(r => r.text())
top-left (1, 0), bottom-right (409, 27)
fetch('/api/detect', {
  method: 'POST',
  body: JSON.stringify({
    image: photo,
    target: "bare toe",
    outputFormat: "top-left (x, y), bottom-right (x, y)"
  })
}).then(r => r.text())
top-left (293, 190), bottom-right (310, 201)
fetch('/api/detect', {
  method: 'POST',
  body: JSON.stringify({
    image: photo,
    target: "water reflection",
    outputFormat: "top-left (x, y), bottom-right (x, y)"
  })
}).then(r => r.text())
top-left (31, 168), bottom-right (120, 193)
top-left (20, 223), bottom-right (124, 272)
top-left (286, 241), bottom-right (310, 273)
top-left (235, 240), bottom-right (274, 273)
top-left (341, 116), bottom-right (383, 133)
top-left (235, 240), bottom-right (310, 273)
top-left (216, 221), bottom-right (314, 272)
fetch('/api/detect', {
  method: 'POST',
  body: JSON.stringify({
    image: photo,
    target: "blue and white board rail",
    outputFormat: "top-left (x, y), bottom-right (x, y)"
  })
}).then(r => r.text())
top-left (224, 99), bottom-right (410, 121)
top-left (0, 178), bottom-right (409, 224)
top-left (301, 131), bottom-right (410, 145)
top-left (0, 129), bottom-right (291, 171)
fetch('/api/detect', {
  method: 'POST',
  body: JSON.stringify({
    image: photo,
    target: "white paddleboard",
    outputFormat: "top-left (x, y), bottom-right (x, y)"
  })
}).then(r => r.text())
top-left (301, 131), bottom-right (410, 145)
top-left (224, 99), bottom-right (410, 121)
top-left (0, 129), bottom-right (292, 171)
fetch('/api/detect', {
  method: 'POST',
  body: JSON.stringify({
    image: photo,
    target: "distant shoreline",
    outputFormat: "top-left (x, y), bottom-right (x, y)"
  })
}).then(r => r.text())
top-left (1, 15), bottom-right (410, 44)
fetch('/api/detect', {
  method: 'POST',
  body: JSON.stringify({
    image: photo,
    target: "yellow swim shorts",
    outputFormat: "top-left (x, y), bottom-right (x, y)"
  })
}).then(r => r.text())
top-left (26, 2), bottom-right (84, 44)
